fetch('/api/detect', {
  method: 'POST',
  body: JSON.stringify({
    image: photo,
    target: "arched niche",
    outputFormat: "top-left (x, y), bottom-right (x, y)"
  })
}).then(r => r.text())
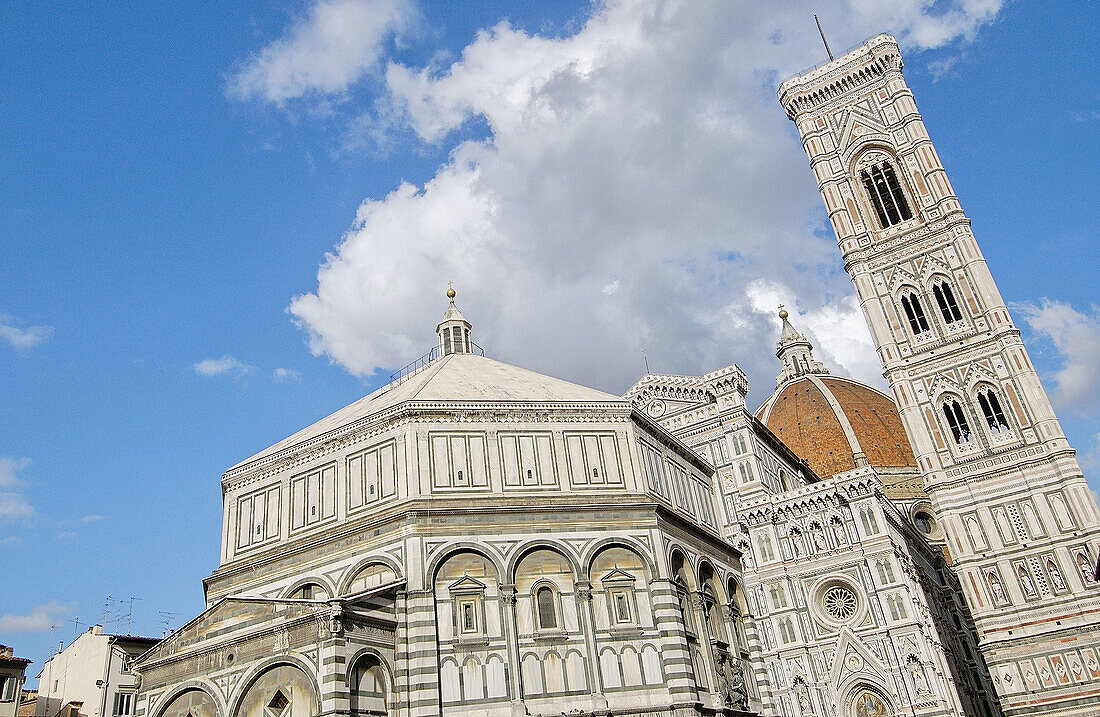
top-left (514, 547), bottom-right (575, 635)
top-left (434, 550), bottom-right (501, 646)
top-left (349, 652), bottom-right (391, 716)
top-left (233, 664), bottom-right (317, 717)
top-left (588, 544), bottom-right (650, 629)
top-left (157, 688), bottom-right (219, 717)
top-left (846, 683), bottom-right (895, 717)
top-left (343, 562), bottom-right (398, 595)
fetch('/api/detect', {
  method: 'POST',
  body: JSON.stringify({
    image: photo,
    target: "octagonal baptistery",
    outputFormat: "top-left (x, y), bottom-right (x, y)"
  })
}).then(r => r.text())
top-left (134, 292), bottom-right (755, 717)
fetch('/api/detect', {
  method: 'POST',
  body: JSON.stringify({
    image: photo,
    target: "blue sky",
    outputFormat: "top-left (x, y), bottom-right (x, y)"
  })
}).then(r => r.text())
top-left (2, 0), bottom-right (1097, 679)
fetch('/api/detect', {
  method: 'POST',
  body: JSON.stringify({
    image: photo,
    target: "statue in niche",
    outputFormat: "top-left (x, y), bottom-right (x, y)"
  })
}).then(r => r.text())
top-left (790, 529), bottom-right (804, 558)
top-left (987, 570), bottom-right (1009, 606)
top-left (810, 523), bottom-right (827, 551)
top-left (727, 654), bottom-right (747, 709)
top-left (1046, 558), bottom-right (1067, 592)
top-left (907, 656), bottom-right (930, 695)
top-left (1076, 552), bottom-right (1096, 585)
top-left (831, 518), bottom-right (847, 545)
top-left (1017, 566), bottom-right (1037, 599)
top-left (794, 677), bottom-right (813, 714)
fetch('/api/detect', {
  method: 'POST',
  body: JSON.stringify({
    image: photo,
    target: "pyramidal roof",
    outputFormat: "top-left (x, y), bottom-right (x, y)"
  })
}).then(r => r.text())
top-left (230, 352), bottom-right (623, 471)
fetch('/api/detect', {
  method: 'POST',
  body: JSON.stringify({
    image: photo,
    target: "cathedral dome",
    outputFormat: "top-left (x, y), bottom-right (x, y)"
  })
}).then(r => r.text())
top-left (755, 374), bottom-right (916, 478)
top-left (754, 309), bottom-right (917, 479)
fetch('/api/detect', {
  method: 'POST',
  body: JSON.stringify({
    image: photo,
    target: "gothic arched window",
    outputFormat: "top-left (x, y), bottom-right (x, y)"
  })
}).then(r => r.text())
top-left (932, 281), bottom-right (964, 324)
top-left (942, 399), bottom-right (973, 445)
top-left (861, 160), bottom-right (913, 228)
top-left (977, 389), bottom-right (1010, 434)
top-left (900, 293), bottom-right (931, 336)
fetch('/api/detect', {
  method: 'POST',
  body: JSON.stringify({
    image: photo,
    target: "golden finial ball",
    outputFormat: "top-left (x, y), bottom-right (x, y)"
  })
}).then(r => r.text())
top-left (447, 287), bottom-right (456, 299)
top-left (779, 308), bottom-right (789, 319)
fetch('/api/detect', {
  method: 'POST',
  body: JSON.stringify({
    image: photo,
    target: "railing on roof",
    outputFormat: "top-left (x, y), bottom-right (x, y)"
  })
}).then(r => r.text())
top-left (388, 342), bottom-right (485, 386)
top-left (782, 35), bottom-right (891, 85)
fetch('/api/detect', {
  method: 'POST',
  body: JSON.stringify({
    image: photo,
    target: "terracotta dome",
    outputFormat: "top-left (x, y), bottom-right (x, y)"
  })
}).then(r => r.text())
top-left (755, 309), bottom-right (917, 480)
top-left (755, 374), bottom-right (917, 478)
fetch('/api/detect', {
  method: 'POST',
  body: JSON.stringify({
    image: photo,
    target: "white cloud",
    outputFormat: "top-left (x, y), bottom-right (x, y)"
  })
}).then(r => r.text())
top-left (1079, 433), bottom-right (1100, 477)
top-left (286, 0), bottom-right (1004, 397)
top-left (1015, 300), bottom-right (1100, 415)
top-left (193, 356), bottom-right (254, 377)
top-left (56, 530), bottom-right (76, 540)
top-left (81, 514), bottom-right (108, 523)
top-left (0, 601), bottom-right (73, 632)
top-left (743, 279), bottom-right (883, 388)
top-left (228, 0), bottom-right (413, 104)
top-left (0, 314), bottom-right (52, 350)
top-left (273, 367), bottom-right (301, 381)
top-left (0, 457), bottom-right (33, 522)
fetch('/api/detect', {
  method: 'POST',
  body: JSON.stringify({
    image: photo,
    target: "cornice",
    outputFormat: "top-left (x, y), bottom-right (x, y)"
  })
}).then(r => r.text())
top-left (735, 471), bottom-right (881, 526)
top-left (842, 213), bottom-right (969, 272)
top-left (778, 34), bottom-right (901, 121)
top-left (136, 607), bottom-right (326, 672)
top-left (205, 494), bottom-right (670, 592)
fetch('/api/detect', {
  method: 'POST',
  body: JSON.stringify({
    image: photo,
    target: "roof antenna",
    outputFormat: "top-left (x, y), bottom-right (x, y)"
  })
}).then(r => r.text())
top-left (814, 13), bottom-right (834, 61)
top-left (642, 349), bottom-right (651, 375)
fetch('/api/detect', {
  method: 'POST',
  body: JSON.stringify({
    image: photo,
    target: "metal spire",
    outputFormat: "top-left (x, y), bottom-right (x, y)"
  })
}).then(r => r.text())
top-left (814, 14), bottom-right (834, 61)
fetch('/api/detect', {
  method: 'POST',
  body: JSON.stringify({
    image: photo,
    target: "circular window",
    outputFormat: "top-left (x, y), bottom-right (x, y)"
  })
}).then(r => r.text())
top-left (911, 504), bottom-right (941, 539)
top-left (914, 511), bottom-right (935, 534)
top-left (822, 585), bottom-right (858, 621)
top-left (811, 577), bottom-right (863, 627)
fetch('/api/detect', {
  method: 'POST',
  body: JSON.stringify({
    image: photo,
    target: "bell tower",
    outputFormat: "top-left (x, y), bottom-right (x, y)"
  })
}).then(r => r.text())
top-left (779, 35), bottom-right (1100, 716)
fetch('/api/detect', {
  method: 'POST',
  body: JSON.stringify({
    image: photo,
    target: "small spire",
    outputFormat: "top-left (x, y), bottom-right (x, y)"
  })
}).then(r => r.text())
top-left (437, 284), bottom-right (471, 356)
top-left (774, 305), bottom-right (829, 386)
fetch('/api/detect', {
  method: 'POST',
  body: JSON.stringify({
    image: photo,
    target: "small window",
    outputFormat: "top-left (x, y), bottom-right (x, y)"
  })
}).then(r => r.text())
top-left (933, 282), bottom-right (964, 323)
top-left (900, 293), bottom-right (931, 335)
top-left (914, 511), bottom-right (936, 536)
top-left (1, 678), bottom-right (16, 704)
top-left (267, 691), bottom-right (290, 717)
top-left (536, 586), bottom-right (558, 630)
top-left (460, 600), bottom-right (478, 633)
top-left (113, 693), bottom-right (135, 717)
top-left (592, 468), bottom-right (599, 479)
top-left (978, 390), bottom-right (1010, 433)
top-left (612, 591), bottom-right (632, 623)
top-left (289, 582), bottom-right (329, 600)
top-left (942, 399), bottom-right (973, 445)
top-left (526, 469), bottom-right (533, 481)
top-left (456, 470), bottom-right (464, 482)
top-left (861, 161), bottom-right (913, 228)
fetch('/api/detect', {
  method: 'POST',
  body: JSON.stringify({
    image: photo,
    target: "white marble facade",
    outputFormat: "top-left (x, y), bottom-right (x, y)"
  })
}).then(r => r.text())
top-left (778, 33), bottom-right (1100, 716)
top-left (132, 29), bottom-right (1100, 717)
top-left (135, 296), bottom-right (755, 717)
top-left (625, 357), bottom-right (997, 717)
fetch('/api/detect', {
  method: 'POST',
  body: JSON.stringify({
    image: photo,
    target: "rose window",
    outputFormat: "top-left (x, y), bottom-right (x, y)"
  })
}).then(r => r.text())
top-left (821, 585), bottom-right (858, 621)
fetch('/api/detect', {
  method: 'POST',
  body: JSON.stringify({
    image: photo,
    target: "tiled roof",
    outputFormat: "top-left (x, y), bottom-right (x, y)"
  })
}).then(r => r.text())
top-left (230, 353), bottom-right (625, 471)
top-left (756, 375), bottom-right (917, 479)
